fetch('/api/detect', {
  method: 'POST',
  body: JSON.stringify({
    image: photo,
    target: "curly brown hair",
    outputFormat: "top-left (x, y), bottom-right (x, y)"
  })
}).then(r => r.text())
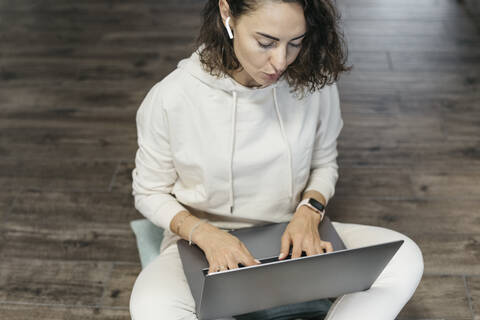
top-left (194, 0), bottom-right (352, 97)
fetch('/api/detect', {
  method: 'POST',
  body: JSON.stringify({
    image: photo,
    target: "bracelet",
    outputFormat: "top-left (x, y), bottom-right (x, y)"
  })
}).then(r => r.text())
top-left (189, 219), bottom-right (208, 245)
top-left (175, 212), bottom-right (191, 235)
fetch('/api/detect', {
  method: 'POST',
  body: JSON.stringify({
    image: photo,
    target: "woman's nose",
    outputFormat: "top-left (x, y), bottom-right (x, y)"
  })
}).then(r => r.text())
top-left (270, 47), bottom-right (288, 74)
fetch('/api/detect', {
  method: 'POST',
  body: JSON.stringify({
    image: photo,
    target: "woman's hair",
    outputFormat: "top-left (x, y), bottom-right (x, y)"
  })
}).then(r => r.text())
top-left (194, 0), bottom-right (352, 97)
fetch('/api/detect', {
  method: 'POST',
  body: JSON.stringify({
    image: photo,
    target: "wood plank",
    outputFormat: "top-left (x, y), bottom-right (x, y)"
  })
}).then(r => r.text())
top-left (398, 275), bottom-right (472, 319)
top-left (96, 6), bottom-right (203, 32)
top-left (390, 50), bottom-right (480, 72)
top-left (343, 0), bottom-right (458, 8)
top-left (335, 167), bottom-right (416, 198)
top-left (410, 171), bottom-right (480, 199)
top-left (338, 69), bottom-right (480, 94)
top-left (444, 18), bottom-right (480, 36)
top-left (0, 86), bottom-right (143, 122)
top-left (0, 258), bottom-right (111, 305)
top-left (0, 8), bottom-right (163, 34)
top-left (6, 190), bottom-right (142, 230)
top-left (0, 57), bottom-right (159, 89)
top-left (443, 103), bottom-right (480, 141)
top-left (1, 228), bottom-right (138, 262)
top-left (0, 303), bottom-right (129, 320)
top-left (345, 6), bottom-right (466, 21)
top-left (0, 158), bottom-right (116, 191)
top-left (463, 0), bottom-right (480, 16)
top-left (101, 263), bottom-right (141, 308)
top-left (399, 94), bottom-right (480, 141)
top-left (339, 91), bottom-right (402, 115)
top-left (0, 119), bottom-right (137, 161)
top-left (0, 31), bottom-right (100, 59)
top-left (344, 20), bottom-right (450, 36)
top-left (344, 34), bottom-right (480, 53)
top-left (398, 93), bottom-right (479, 114)
top-left (0, 58), bottom-right (80, 86)
top-left (0, 1), bottom-right (117, 11)
top-left (110, 161), bottom-right (134, 194)
top-left (466, 276), bottom-right (480, 319)
top-left (0, 192), bottom-right (16, 223)
top-left (336, 167), bottom-right (480, 199)
top-left (327, 198), bottom-right (480, 235)
top-left (2, 191), bottom-right (141, 263)
top-left (74, 56), bottom-right (172, 84)
top-left (413, 233), bottom-right (480, 276)
top-left (346, 51), bottom-right (390, 71)
top-left (340, 111), bottom-right (445, 146)
top-left (338, 140), bottom-right (480, 169)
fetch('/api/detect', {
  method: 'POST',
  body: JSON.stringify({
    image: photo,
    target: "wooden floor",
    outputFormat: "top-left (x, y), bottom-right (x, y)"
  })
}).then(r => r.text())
top-left (1, 0), bottom-right (479, 319)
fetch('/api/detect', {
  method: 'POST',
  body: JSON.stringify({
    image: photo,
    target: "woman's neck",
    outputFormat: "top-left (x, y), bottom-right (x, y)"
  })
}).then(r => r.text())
top-left (228, 68), bottom-right (262, 88)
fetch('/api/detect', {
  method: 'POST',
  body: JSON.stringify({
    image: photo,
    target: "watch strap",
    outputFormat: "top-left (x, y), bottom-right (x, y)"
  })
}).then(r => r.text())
top-left (296, 198), bottom-right (325, 220)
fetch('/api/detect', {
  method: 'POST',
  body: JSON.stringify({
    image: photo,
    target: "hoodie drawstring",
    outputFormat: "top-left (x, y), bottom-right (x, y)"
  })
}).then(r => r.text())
top-left (229, 91), bottom-right (238, 213)
top-left (229, 87), bottom-right (294, 215)
top-left (273, 86), bottom-right (294, 200)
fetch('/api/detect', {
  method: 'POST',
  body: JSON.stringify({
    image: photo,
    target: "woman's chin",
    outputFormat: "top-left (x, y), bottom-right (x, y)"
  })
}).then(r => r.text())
top-left (258, 76), bottom-right (277, 86)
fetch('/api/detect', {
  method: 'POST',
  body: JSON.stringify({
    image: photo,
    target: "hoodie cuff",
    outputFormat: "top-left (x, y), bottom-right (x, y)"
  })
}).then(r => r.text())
top-left (135, 195), bottom-right (188, 231)
top-left (303, 172), bottom-right (337, 205)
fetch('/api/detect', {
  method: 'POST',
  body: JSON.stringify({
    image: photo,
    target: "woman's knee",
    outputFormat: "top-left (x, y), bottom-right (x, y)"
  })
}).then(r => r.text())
top-left (130, 282), bottom-right (196, 320)
top-left (400, 236), bottom-right (424, 287)
top-left (370, 225), bottom-right (424, 278)
top-left (378, 231), bottom-right (424, 300)
top-left (129, 265), bottom-right (197, 320)
top-left (337, 222), bottom-right (424, 281)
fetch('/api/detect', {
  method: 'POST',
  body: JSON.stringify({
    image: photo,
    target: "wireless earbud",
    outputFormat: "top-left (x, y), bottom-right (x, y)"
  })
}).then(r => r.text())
top-left (225, 16), bottom-right (234, 39)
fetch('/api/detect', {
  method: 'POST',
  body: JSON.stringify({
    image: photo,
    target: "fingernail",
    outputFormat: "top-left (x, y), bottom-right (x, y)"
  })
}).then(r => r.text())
top-left (278, 253), bottom-right (285, 259)
top-left (255, 259), bottom-right (261, 264)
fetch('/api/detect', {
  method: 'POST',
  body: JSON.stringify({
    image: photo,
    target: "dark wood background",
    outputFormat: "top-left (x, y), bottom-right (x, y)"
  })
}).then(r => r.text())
top-left (1, 0), bottom-right (479, 319)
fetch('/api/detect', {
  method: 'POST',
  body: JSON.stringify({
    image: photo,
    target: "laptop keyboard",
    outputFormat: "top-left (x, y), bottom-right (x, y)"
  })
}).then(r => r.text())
top-left (203, 252), bottom-right (308, 274)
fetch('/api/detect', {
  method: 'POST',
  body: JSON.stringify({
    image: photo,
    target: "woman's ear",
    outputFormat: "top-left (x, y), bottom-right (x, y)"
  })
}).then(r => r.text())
top-left (218, 0), bottom-right (231, 25)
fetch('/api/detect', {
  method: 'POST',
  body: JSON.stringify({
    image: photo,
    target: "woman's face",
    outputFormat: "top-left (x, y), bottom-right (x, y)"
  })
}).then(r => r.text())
top-left (220, 1), bottom-right (307, 88)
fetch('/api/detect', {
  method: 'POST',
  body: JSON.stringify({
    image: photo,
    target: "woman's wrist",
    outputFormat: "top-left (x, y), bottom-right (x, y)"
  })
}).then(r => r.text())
top-left (170, 210), bottom-right (190, 234)
top-left (294, 205), bottom-right (322, 225)
top-left (296, 190), bottom-right (327, 220)
top-left (169, 210), bottom-right (217, 248)
top-left (189, 219), bottom-right (208, 245)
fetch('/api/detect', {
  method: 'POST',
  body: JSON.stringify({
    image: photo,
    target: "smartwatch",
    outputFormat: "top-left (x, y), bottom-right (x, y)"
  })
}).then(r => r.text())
top-left (296, 198), bottom-right (326, 220)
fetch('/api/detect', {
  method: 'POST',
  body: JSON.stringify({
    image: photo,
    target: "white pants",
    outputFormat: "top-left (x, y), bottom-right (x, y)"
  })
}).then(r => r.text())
top-left (130, 221), bottom-right (424, 320)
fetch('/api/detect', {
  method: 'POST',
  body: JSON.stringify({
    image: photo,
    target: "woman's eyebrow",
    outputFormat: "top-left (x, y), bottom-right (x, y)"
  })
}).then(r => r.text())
top-left (255, 32), bottom-right (306, 41)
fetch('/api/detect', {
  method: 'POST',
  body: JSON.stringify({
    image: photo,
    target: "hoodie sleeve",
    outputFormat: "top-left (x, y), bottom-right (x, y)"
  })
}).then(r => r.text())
top-left (303, 82), bottom-right (344, 204)
top-left (131, 83), bottom-right (187, 231)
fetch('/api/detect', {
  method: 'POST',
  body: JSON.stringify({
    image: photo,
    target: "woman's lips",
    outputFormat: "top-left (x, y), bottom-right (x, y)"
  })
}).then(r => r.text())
top-left (264, 72), bottom-right (280, 81)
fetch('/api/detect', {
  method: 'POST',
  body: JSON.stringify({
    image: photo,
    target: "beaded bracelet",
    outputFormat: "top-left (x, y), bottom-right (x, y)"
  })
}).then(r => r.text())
top-left (189, 219), bottom-right (208, 245)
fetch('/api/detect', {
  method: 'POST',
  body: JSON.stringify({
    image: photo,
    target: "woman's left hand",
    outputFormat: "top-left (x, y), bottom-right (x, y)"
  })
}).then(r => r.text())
top-left (278, 206), bottom-right (333, 260)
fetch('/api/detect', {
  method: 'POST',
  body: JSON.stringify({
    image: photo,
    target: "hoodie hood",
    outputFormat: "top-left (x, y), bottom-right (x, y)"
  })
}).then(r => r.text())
top-left (177, 45), bottom-right (283, 93)
top-left (176, 46), bottom-right (295, 213)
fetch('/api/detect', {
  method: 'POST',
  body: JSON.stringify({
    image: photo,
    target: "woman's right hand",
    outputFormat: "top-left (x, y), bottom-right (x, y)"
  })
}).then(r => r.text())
top-left (195, 226), bottom-right (261, 275)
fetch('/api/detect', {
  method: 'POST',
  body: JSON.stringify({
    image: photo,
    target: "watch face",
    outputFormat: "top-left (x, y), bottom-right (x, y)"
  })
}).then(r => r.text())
top-left (308, 198), bottom-right (325, 212)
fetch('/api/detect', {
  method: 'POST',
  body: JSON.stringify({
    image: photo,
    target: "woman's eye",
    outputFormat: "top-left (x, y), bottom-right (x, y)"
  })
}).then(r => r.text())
top-left (257, 41), bottom-right (302, 49)
top-left (258, 42), bottom-right (273, 48)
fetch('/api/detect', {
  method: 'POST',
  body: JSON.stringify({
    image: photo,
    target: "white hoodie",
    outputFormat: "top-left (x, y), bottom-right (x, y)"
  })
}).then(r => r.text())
top-left (132, 47), bottom-right (343, 231)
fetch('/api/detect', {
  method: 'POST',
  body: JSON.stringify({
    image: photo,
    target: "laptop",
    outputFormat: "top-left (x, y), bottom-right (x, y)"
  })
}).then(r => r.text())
top-left (177, 216), bottom-right (403, 320)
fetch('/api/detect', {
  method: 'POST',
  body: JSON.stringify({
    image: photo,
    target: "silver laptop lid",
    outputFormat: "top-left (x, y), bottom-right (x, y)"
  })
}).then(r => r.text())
top-left (199, 239), bottom-right (403, 319)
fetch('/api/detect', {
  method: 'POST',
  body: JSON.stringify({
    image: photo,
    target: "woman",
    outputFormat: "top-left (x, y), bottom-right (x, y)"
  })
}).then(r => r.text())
top-left (129, 0), bottom-right (424, 319)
